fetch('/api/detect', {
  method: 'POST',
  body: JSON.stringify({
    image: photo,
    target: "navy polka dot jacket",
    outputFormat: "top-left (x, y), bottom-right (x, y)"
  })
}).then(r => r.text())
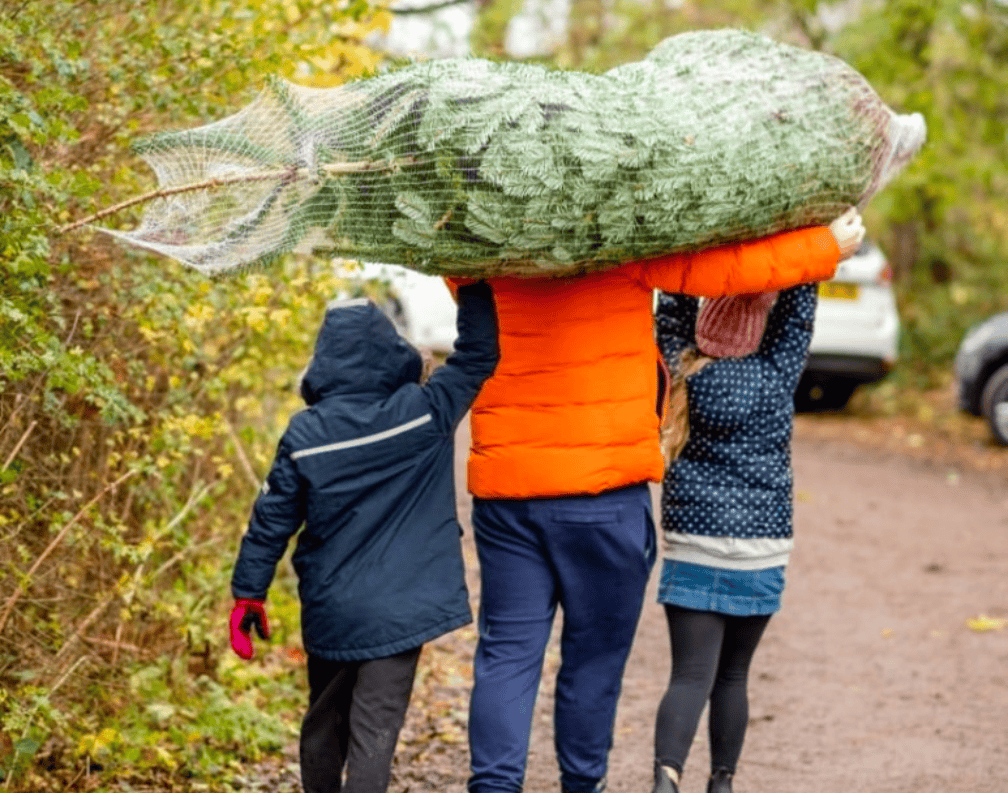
top-left (654, 284), bottom-right (817, 569)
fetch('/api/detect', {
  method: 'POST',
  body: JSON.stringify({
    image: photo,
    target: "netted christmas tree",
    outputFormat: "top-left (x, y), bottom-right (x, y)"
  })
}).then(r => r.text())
top-left (89, 28), bottom-right (926, 277)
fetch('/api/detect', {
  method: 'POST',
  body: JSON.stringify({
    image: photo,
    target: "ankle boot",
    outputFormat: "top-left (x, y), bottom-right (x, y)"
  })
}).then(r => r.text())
top-left (561, 776), bottom-right (606, 793)
top-left (706, 767), bottom-right (733, 793)
top-left (653, 762), bottom-right (680, 793)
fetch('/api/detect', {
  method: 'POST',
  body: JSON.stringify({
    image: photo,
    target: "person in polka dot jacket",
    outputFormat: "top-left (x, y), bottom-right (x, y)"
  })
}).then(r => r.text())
top-left (649, 211), bottom-right (865, 793)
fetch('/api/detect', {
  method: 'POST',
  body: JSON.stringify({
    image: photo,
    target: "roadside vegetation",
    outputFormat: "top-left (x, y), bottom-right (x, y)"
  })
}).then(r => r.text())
top-left (0, 1), bottom-right (390, 789)
top-left (1, 0), bottom-right (1005, 790)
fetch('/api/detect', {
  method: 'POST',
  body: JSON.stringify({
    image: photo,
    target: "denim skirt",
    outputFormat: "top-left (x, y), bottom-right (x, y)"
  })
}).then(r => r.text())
top-left (656, 559), bottom-right (785, 616)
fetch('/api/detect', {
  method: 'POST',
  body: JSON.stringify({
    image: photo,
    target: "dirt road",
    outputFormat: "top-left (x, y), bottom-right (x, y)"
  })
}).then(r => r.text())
top-left (391, 416), bottom-right (1008, 793)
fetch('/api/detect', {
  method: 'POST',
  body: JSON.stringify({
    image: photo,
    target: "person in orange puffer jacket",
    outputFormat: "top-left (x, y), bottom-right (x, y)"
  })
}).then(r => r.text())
top-left (450, 209), bottom-right (865, 793)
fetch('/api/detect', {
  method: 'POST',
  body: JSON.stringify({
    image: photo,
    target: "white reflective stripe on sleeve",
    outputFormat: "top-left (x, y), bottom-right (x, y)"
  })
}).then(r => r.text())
top-left (290, 413), bottom-right (433, 460)
top-left (326, 297), bottom-right (371, 311)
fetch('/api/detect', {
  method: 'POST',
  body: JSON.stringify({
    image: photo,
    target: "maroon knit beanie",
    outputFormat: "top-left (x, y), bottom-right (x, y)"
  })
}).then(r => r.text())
top-left (695, 292), bottom-right (778, 358)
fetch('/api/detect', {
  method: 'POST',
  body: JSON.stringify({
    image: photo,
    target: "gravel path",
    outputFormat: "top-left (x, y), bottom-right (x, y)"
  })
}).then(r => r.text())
top-left (390, 415), bottom-right (1008, 793)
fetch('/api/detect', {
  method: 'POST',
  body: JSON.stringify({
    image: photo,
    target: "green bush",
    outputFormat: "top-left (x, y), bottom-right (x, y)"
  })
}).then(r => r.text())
top-left (832, 0), bottom-right (1008, 381)
top-left (0, 1), bottom-right (389, 788)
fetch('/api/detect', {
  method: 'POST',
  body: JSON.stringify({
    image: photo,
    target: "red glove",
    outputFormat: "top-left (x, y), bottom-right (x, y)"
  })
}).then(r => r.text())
top-left (229, 598), bottom-right (270, 660)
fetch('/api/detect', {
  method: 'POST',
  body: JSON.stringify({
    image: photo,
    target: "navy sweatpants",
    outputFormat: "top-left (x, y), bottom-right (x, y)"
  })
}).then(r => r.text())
top-left (467, 484), bottom-right (656, 793)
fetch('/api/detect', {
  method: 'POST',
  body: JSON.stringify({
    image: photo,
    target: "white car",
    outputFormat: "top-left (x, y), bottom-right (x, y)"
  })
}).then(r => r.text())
top-left (338, 261), bottom-right (460, 352)
top-left (798, 238), bottom-right (900, 411)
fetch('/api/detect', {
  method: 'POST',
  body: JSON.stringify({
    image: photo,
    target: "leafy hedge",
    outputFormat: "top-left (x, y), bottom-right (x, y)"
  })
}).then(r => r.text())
top-left (0, 1), bottom-right (390, 788)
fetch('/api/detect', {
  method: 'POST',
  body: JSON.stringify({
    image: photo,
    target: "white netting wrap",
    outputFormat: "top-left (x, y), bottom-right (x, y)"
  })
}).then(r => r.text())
top-left (100, 29), bottom-right (925, 277)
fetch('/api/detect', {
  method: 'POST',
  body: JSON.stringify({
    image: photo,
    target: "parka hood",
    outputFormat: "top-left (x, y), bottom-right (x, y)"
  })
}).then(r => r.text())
top-left (300, 298), bottom-right (423, 405)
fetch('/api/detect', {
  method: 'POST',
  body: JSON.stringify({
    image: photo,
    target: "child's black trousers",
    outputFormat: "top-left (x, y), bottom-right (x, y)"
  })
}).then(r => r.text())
top-left (300, 646), bottom-right (422, 793)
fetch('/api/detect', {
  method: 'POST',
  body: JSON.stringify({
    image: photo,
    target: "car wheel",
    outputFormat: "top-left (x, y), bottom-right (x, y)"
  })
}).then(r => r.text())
top-left (794, 374), bottom-right (856, 413)
top-left (980, 363), bottom-right (1008, 446)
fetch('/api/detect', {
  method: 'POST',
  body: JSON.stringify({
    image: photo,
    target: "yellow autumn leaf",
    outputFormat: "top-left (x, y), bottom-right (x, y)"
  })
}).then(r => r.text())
top-left (75, 727), bottom-right (117, 757)
top-left (155, 745), bottom-right (178, 770)
top-left (269, 308), bottom-right (292, 325)
top-left (966, 614), bottom-right (1007, 632)
top-left (76, 734), bottom-right (96, 756)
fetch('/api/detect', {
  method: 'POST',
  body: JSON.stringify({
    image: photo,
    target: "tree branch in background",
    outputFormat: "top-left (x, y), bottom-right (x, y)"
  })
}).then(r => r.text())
top-left (222, 416), bottom-right (262, 490)
top-left (2, 420), bottom-right (36, 472)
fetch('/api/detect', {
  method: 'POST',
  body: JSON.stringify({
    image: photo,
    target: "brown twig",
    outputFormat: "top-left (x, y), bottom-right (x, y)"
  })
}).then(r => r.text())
top-left (0, 377), bottom-right (42, 442)
top-left (59, 157), bottom-right (416, 234)
top-left (58, 167), bottom-right (302, 233)
top-left (65, 763), bottom-right (87, 791)
top-left (48, 652), bottom-right (90, 693)
top-left (111, 621), bottom-right (125, 665)
top-left (63, 308), bottom-right (82, 346)
top-left (222, 416), bottom-right (262, 490)
top-left (48, 593), bottom-right (116, 673)
top-left (81, 633), bottom-right (142, 656)
top-left (1, 420), bottom-right (36, 471)
top-left (0, 469), bottom-right (137, 633)
top-left (434, 207), bottom-right (454, 230)
top-left (149, 535), bottom-right (222, 584)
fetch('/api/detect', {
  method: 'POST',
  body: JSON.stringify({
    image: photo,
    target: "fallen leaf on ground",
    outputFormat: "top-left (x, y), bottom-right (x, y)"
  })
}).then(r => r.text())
top-left (965, 614), bottom-right (1007, 632)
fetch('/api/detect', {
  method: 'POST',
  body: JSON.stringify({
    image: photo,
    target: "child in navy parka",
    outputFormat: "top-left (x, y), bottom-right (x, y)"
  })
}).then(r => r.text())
top-left (228, 281), bottom-right (498, 793)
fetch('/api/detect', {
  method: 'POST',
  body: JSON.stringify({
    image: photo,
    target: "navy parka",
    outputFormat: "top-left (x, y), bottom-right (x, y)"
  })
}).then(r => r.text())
top-left (231, 283), bottom-right (499, 661)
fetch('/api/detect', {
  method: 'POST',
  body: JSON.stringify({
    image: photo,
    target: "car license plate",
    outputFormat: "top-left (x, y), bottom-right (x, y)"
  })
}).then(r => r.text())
top-left (819, 282), bottom-right (859, 300)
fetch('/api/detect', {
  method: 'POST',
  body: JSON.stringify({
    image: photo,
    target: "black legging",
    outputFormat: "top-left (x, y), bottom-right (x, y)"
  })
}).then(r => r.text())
top-left (654, 606), bottom-right (771, 775)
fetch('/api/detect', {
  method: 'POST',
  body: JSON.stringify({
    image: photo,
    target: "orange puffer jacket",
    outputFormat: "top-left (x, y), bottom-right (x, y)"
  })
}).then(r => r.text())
top-left (451, 226), bottom-right (840, 499)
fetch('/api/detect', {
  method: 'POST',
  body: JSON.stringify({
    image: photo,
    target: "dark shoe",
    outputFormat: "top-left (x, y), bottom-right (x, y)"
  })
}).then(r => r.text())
top-left (562, 777), bottom-right (606, 793)
top-left (707, 767), bottom-right (733, 793)
top-left (653, 762), bottom-right (680, 793)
